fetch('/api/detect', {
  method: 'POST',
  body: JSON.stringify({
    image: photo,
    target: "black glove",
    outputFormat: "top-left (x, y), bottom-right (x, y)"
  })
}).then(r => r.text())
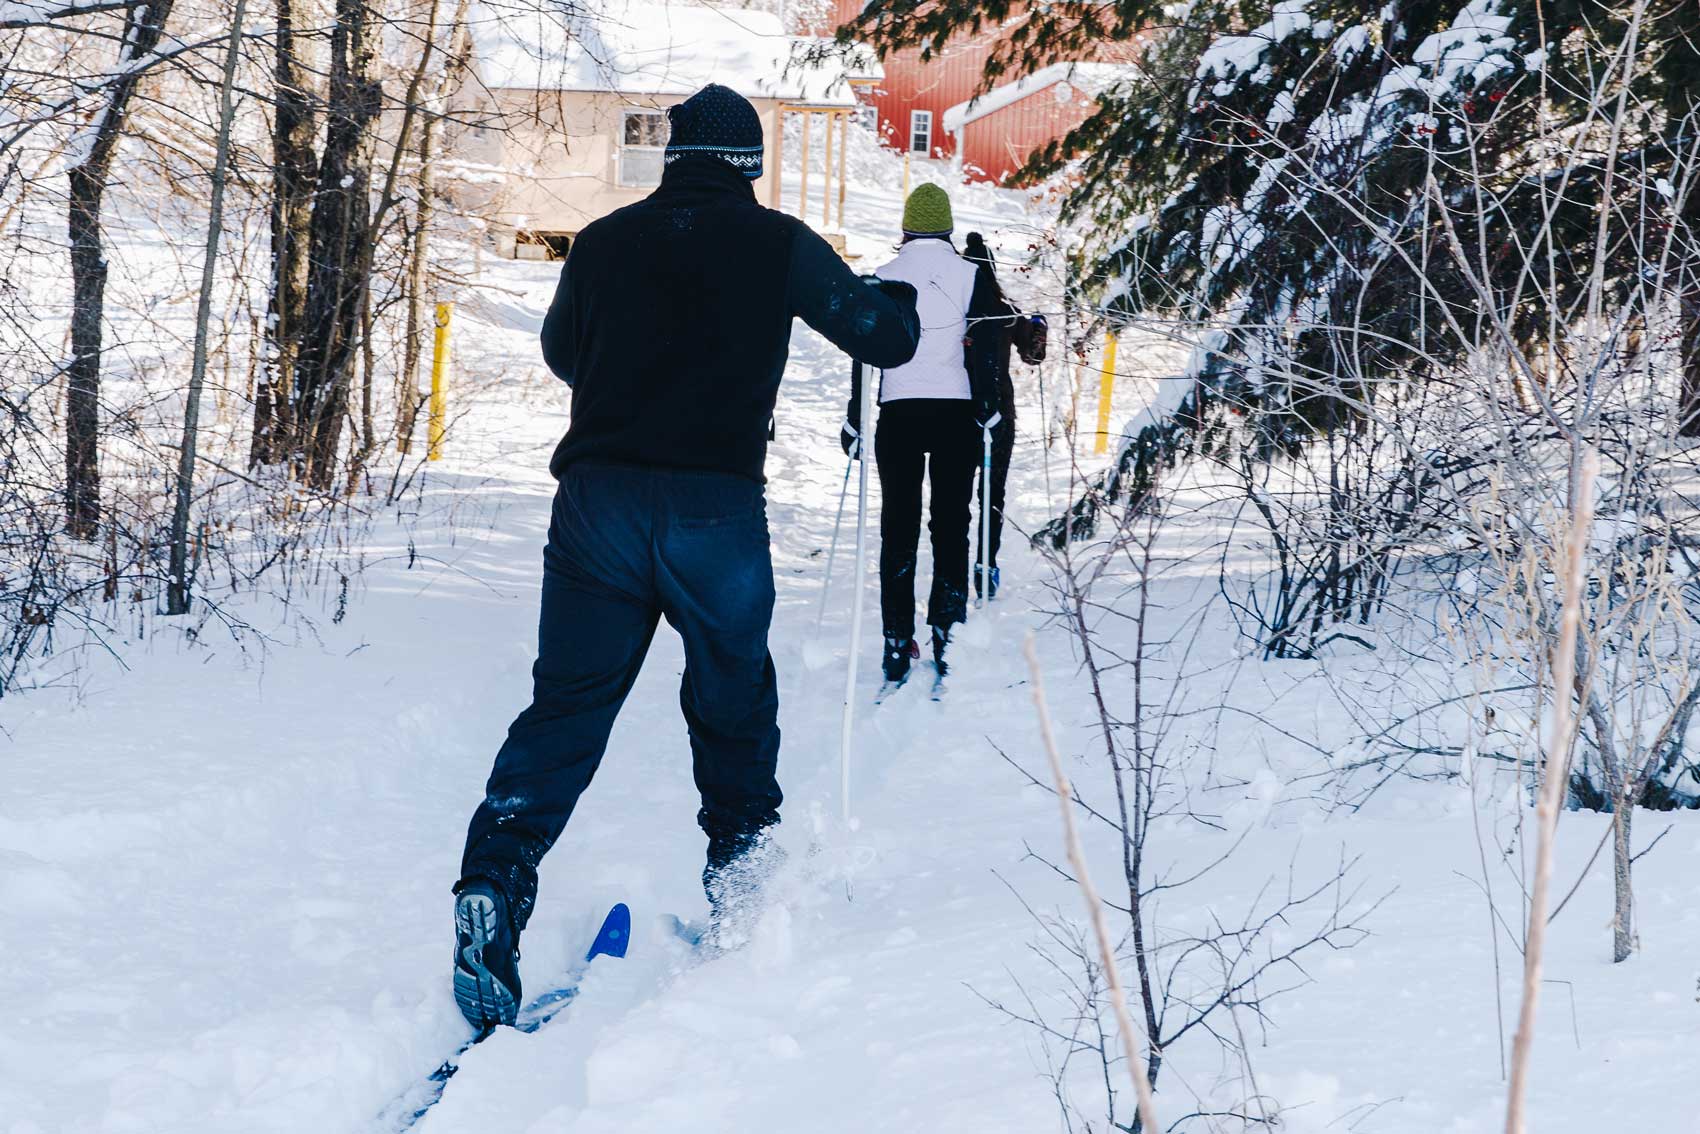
top-left (863, 276), bottom-right (920, 345)
top-left (977, 407), bottom-right (1003, 433)
top-left (874, 278), bottom-right (917, 307)
top-left (1016, 313), bottom-right (1048, 366)
top-left (841, 419), bottom-right (862, 458)
top-left (863, 275), bottom-right (918, 309)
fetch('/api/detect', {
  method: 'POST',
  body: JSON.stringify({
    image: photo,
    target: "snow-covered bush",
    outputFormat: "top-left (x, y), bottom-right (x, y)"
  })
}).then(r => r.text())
top-left (0, 0), bottom-right (520, 690)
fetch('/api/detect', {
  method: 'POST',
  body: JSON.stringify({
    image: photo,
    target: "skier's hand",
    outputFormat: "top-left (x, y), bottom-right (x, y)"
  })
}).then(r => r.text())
top-left (841, 420), bottom-right (862, 459)
top-left (1016, 313), bottom-right (1048, 366)
top-left (864, 277), bottom-right (920, 348)
top-left (978, 409), bottom-right (1003, 433)
top-left (861, 274), bottom-right (917, 301)
top-left (875, 279), bottom-right (918, 308)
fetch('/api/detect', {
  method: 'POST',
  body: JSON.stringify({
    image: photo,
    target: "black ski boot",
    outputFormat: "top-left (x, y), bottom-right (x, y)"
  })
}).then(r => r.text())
top-left (703, 828), bottom-right (786, 950)
top-left (452, 877), bottom-right (521, 1030)
top-left (974, 564), bottom-right (1001, 601)
top-left (882, 634), bottom-right (917, 684)
top-left (931, 624), bottom-right (951, 677)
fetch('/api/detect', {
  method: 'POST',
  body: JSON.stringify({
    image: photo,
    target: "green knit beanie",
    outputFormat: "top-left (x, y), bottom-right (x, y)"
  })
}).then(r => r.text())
top-left (901, 184), bottom-right (953, 238)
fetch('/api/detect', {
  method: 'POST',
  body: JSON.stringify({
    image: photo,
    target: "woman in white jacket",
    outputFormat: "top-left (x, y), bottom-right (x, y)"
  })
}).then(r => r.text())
top-left (841, 184), bottom-right (1001, 687)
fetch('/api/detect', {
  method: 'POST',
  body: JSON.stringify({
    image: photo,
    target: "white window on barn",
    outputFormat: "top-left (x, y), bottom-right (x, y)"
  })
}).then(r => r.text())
top-left (618, 109), bottom-right (668, 187)
top-left (908, 109), bottom-right (932, 155)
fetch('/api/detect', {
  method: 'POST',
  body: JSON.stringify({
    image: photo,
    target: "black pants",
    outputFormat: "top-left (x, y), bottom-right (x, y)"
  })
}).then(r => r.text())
top-left (975, 418), bottom-right (1014, 570)
top-left (461, 463), bottom-right (782, 929)
top-left (875, 399), bottom-right (978, 638)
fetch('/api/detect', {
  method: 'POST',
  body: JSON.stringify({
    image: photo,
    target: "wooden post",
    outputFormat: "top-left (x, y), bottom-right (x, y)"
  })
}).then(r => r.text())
top-left (770, 108), bottom-right (784, 209)
top-left (800, 110), bottom-right (811, 220)
top-left (837, 112), bottom-right (848, 230)
top-left (822, 110), bottom-right (834, 227)
top-left (1093, 330), bottom-right (1118, 456)
top-left (429, 301), bottom-right (451, 460)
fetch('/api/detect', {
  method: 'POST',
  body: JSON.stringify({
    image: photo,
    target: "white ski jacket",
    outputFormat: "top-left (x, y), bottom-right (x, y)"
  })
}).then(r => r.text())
top-left (872, 238), bottom-right (977, 402)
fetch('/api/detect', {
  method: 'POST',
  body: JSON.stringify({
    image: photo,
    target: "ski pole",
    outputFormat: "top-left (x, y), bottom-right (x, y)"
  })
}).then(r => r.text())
top-left (978, 422), bottom-right (994, 608)
top-left (814, 450), bottom-right (855, 632)
top-left (840, 368), bottom-right (875, 836)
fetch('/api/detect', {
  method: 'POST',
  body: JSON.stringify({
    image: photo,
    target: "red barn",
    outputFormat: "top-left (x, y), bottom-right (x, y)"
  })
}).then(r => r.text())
top-left (824, 0), bottom-right (1129, 184)
top-left (941, 62), bottom-right (1126, 184)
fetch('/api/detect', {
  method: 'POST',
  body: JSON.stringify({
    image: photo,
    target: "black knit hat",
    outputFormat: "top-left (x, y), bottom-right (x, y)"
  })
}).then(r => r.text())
top-left (665, 83), bottom-right (764, 179)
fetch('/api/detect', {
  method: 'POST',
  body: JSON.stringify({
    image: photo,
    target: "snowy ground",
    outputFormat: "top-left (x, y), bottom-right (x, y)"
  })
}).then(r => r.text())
top-left (4, 176), bottom-right (1697, 1134)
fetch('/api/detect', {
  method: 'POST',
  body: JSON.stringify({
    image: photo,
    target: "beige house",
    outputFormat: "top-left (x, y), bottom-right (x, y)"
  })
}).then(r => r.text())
top-left (453, 1), bottom-right (877, 259)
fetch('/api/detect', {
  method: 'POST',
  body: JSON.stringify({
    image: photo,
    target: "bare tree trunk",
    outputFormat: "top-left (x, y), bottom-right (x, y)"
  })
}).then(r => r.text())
top-left (1503, 447), bottom-right (1598, 1134)
top-left (166, 0), bottom-right (249, 614)
top-left (397, 132), bottom-right (434, 456)
top-left (348, 0), bottom-right (460, 487)
top-left (66, 167), bottom-right (107, 538)
top-left (1610, 795), bottom-right (1635, 963)
top-left (393, 0), bottom-right (470, 455)
top-left (294, 0), bottom-right (381, 489)
top-left (1680, 179), bottom-right (1700, 436)
top-left (1670, 29), bottom-right (1700, 437)
top-left (253, 0), bottom-right (316, 467)
top-left (64, 0), bottom-right (175, 537)
top-left (350, 279), bottom-right (376, 495)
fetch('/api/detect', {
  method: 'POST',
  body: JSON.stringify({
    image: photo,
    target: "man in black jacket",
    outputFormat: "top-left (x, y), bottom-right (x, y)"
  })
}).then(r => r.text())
top-left (450, 84), bottom-right (919, 1029)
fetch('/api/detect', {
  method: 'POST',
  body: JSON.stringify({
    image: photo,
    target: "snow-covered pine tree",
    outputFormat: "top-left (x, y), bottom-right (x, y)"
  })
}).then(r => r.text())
top-left (1036, 2), bottom-right (1537, 522)
top-left (848, 2), bottom-right (1699, 537)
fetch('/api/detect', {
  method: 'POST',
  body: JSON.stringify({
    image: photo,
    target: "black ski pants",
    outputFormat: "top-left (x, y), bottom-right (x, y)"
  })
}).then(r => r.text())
top-left (975, 418), bottom-right (1014, 571)
top-left (461, 463), bottom-right (782, 929)
top-left (875, 398), bottom-right (978, 639)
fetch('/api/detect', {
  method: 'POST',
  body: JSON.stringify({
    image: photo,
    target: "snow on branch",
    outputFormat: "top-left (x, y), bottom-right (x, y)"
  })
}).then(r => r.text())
top-left (0, 0), bottom-right (132, 29)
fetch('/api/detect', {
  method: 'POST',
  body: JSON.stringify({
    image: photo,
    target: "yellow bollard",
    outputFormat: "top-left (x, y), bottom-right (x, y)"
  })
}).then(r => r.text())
top-left (428, 301), bottom-right (451, 461)
top-left (902, 151), bottom-right (911, 201)
top-left (1093, 330), bottom-right (1117, 456)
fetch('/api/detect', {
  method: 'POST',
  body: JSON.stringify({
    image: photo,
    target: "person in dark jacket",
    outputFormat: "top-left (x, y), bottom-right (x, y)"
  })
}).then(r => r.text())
top-left (841, 186), bottom-right (1001, 687)
top-left (451, 83), bottom-right (920, 1030)
top-left (962, 232), bottom-right (1046, 600)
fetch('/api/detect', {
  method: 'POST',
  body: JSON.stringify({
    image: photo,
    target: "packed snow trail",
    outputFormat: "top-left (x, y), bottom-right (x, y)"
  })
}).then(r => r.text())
top-left (3, 179), bottom-right (1696, 1134)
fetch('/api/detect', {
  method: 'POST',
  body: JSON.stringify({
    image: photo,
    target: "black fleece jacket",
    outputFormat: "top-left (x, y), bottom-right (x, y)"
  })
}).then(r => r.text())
top-left (965, 264), bottom-right (1045, 427)
top-left (541, 160), bottom-right (921, 482)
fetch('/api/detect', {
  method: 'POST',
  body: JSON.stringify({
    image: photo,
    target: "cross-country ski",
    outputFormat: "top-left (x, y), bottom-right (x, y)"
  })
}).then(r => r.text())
top-left (384, 904), bottom-right (631, 1129)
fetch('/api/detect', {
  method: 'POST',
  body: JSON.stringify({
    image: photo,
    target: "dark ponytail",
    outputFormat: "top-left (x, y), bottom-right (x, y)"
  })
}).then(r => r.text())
top-left (962, 231), bottom-right (1005, 305)
top-left (963, 231), bottom-right (994, 270)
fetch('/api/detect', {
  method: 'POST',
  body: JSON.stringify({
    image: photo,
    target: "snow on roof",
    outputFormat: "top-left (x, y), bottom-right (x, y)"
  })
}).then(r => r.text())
top-left (470, 0), bottom-right (869, 106)
top-left (940, 62), bottom-right (1128, 133)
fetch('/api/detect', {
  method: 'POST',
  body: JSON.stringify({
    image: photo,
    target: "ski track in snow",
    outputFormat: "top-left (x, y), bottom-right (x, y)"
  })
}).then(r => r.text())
top-left (4, 179), bottom-right (1697, 1134)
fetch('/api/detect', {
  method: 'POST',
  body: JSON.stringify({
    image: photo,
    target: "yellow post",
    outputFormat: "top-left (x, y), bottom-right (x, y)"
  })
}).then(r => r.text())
top-left (1093, 330), bottom-right (1117, 456)
top-left (428, 301), bottom-right (451, 461)
top-left (902, 150), bottom-right (911, 201)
